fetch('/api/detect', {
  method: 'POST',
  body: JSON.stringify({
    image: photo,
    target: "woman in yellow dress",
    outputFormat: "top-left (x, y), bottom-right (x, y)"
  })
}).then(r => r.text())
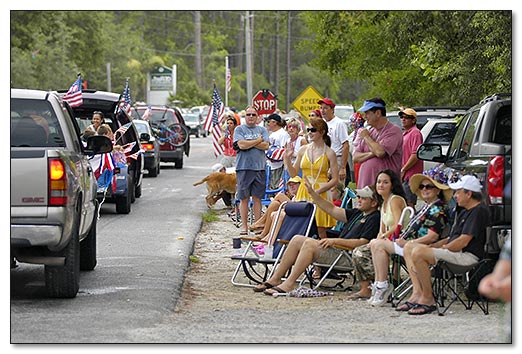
top-left (283, 117), bottom-right (339, 239)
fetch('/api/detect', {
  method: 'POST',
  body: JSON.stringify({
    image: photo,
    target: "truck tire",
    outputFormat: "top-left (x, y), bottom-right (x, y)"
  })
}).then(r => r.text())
top-left (174, 157), bottom-right (183, 169)
top-left (80, 201), bottom-right (98, 271)
top-left (135, 181), bottom-right (142, 199)
top-left (116, 178), bottom-right (132, 214)
top-left (148, 162), bottom-right (158, 177)
top-left (45, 213), bottom-right (80, 298)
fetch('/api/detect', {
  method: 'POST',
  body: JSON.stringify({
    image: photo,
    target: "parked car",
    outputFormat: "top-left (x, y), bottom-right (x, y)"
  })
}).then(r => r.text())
top-left (10, 88), bottom-right (111, 297)
top-left (134, 105), bottom-right (190, 169)
top-left (57, 89), bottom-right (145, 213)
top-left (184, 112), bottom-right (207, 138)
top-left (417, 93), bottom-right (511, 259)
top-left (420, 118), bottom-right (458, 171)
top-left (133, 119), bottom-right (161, 177)
top-left (387, 106), bottom-right (468, 130)
top-left (335, 104), bottom-right (355, 127)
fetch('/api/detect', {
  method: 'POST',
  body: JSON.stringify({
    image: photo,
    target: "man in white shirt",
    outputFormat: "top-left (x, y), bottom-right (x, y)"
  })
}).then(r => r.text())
top-left (318, 97), bottom-right (350, 186)
top-left (265, 113), bottom-right (291, 190)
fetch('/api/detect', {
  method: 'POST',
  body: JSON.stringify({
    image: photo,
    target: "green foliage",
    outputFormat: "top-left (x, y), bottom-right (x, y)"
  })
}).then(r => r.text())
top-left (10, 10), bottom-right (511, 109)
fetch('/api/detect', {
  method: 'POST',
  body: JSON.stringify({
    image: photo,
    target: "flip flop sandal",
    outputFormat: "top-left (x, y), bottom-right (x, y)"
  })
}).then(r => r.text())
top-left (253, 282), bottom-right (275, 293)
top-left (346, 293), bottom-right (371, 300)
top-left (408, 304), bottom-right (437, 315)
top-left (239, 231), bottom-right (248, 236)
top-left (395, 301), bottom-right (417, 311)
top-left (263, 286), bottom-right (288, 296)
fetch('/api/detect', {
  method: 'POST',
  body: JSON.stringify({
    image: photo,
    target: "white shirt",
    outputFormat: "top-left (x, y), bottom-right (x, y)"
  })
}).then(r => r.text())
top-left (326, 116), bottom-right (350, 158)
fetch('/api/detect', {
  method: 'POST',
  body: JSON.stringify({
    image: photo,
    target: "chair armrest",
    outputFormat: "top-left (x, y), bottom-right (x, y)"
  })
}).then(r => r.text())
top-left (333, 244), bottom-right (353, 251)
top-left (241, 236), bottom-right (267, 243)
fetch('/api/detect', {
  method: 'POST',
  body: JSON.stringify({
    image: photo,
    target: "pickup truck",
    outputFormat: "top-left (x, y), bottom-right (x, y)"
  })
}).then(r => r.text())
top-left (10, 88), bottom-right (111, 298)
top-left (417, 93), bottom-right (512, 259)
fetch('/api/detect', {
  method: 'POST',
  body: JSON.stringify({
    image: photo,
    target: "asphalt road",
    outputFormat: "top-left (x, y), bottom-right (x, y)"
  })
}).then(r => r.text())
top-left (10, 135), bottom-right (216, 343)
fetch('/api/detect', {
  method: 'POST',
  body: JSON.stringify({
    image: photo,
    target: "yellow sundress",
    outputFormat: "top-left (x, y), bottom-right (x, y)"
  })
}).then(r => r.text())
top-left (295, 146), bottom-right (337, 228)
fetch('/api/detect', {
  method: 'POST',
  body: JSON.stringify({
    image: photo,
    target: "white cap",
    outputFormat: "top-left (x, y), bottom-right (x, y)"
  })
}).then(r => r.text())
top-left (355, 185), bottom-right (376, 199)
top-left (211, 163), bottom-right (225, 173)
top-left (448, 175), bottom-right (482, 192)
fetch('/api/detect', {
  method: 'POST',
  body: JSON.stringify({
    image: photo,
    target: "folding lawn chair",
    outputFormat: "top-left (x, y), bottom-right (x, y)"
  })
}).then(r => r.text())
top-left (230, 201), bottom-right (317, 287)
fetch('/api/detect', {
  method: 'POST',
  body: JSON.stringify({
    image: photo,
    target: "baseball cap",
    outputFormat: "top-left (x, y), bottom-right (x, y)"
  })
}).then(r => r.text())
top-left (358, 100), bottom-right (385, 112)
top-left (265, 113), bottom-right (282, 123)
top-left (211, 163), bottom-right (225, 173)
top-left (448, 175), bottom-right (482, 192)
top-left (286, 176), bottom-right (302, 185)
top-left (355, 185), bottom-right (376, 199)
top-left (317, 97), bottom-right (335, 108)
top-left (399, 108), bottom-right (417, 118)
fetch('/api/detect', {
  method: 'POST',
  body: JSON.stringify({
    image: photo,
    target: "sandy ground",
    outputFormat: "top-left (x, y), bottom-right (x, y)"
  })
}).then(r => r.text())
top-left (144, 204), bottom-right (510, 344)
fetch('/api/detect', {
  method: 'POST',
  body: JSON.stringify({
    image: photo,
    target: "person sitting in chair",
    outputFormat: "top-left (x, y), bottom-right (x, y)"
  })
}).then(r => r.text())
top-left (253, 179), bottom-right (381, 296)
top-left (368, 167), bottom-right (451, 307)
top-left (402, 174), bottom-right (489, 315)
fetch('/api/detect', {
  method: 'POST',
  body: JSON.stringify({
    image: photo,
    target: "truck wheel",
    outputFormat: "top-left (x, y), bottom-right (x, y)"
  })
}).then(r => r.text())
top-left (45, 213), bottom-right (80, 298)
top-left (148, 162), bottom-right (158, 177)
top-left (174, 157), bottom-right (183, 169)
top-left (80, 201), bottom-right (98, 271)
top-left (130, 175), bottom-right (136, 203)
top-left (116, 178), bottom-right (132, 214)
top-left (135, 181), bottom-right (142, 199)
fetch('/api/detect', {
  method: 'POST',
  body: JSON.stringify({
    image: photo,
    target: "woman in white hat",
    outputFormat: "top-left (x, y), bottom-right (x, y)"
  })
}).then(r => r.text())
top-left (368, 167), bottom-right (451, 308)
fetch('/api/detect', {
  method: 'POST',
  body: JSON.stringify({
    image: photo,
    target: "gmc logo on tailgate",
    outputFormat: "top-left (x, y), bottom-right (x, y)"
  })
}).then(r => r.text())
top-left (22, 197), bottom-right (45, 203)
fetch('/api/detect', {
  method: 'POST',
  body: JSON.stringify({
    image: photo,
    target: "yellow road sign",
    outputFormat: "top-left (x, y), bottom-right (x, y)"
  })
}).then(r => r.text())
top-left (291, 85), bottom-right (323, 124)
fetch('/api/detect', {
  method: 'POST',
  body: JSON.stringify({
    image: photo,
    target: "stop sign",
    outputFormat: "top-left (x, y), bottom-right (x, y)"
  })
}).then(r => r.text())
top-left (252, 89), bottom-right (277, 115)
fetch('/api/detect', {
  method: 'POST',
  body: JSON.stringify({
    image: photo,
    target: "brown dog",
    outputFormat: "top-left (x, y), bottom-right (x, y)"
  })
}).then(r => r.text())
top-left (193, 172), bottom-right (237, 208)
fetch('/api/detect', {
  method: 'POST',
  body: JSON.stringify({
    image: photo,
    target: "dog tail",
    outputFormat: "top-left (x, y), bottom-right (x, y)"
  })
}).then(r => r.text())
top-left (193, 175), bottom-right (209, 187)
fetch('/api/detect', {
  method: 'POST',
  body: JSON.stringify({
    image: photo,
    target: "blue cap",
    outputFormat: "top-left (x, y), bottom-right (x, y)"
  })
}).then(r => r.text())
top-left (358, 100), bottom-right (385, 112)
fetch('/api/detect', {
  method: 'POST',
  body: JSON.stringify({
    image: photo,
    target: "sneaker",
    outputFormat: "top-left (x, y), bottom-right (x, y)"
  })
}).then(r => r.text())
top-left (366, 283), bottom-right (377, 303)
top-left (371, 284), bottom-right (394, 307)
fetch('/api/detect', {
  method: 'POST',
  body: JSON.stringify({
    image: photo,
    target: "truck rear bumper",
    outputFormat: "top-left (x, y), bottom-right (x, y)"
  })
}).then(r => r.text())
top-left (11, 224), bottom-right (62, 247)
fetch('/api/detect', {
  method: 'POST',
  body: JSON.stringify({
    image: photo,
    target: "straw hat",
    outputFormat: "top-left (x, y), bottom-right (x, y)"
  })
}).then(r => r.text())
top-left (409, 168), bottom-right (452, 202)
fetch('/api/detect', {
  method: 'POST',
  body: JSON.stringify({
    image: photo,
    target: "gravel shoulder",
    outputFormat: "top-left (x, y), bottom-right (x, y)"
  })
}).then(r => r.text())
top-left (141, 205), bottom-right (509, 344)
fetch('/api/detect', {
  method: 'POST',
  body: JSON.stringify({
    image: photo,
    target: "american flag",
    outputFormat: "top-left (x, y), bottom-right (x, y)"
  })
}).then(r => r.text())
top-left (93, 153), bottom-right (115, 180)
top-left (115, 122), bottom-right (132, 136)
top-left (63, 74), bottom-right (83, 107)
top-left (226, 62), bottom-right (232, 92)
top-left (122, 141), bottom-right (137, 154)
top-left (141, 105), bottom-right (152, 120)
top-left (118, 79), bottom-right (132, 115)
top-left (204, 84), bottom-right (225, 157)
top-left (126, 148), bottom-right (144, 160)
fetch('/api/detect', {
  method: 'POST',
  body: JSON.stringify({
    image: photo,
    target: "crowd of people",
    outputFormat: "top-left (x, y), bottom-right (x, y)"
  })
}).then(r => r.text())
top-left (203, 97), bottom-right (509, 321)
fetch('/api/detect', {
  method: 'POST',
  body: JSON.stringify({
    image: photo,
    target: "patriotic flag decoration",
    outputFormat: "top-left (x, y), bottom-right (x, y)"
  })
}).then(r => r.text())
top-left (226, 61), bottom-right (232, 92)
top-left (141, 105), bottom-right (152, 120)
top-left (204, 84), bottom-right (225, 157)
top-left (126, 148), bottom-right (145, 160)
top-left (122, 141), bottom-right (137, 154)
top-left (92, 153), bottom-right (115, 180)
top-left (115, 122), bottom-right (132, 137)
top-left (118, 79), bottom-right (132, 115)
top-left (63, 74), bottom-right (83, 107)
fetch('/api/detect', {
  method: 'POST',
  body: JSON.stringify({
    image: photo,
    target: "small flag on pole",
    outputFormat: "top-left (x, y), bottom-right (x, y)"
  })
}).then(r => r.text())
top-left (63, 74), bottom-right (83, 107)
top-left (204, 84), bottom-right (225, 157)
top-left (118, 79), bottom-right (132, 115)
top-left (226, 60), bottom-right (232, 93)
top-left (141, 105), bottom-right (152, 120)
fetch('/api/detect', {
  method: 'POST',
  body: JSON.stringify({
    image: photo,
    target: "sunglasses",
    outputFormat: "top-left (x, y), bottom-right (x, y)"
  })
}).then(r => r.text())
top-left (246, 113), bottom-right (257, 117)
top-left (400, 115), bottom-right (415, 120)
top-left (306, 127), bottom-right (318, 133)
top-left (418, 184), bottom-right (436, 190)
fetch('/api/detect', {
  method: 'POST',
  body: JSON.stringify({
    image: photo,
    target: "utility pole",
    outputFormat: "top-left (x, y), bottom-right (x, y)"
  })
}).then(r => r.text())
top-left (195, 11), bottom-right (203, 88)
top-left (245, 11), bottom-right (254, 103)
top-left (286, 11), bottom-right (292, 112)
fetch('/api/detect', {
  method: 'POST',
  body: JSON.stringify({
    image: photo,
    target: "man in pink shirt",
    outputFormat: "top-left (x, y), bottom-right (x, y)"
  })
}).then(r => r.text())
top-left (353, 98), bottom-right (403, 189)
top-left (399, 108), bottom-right (424, 207)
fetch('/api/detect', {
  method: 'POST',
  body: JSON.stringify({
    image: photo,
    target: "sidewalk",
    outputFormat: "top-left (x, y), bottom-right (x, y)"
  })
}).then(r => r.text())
top-left (148, 206), bottom-right (509, 343)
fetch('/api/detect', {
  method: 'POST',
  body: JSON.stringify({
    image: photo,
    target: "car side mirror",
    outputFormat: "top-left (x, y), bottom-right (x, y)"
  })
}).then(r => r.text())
top-left (140, 132), bottom-right (150, 141)
top-left (417, 143), bottom-right (446, 163)
top-left (85, 135), bottom-right (113, 155)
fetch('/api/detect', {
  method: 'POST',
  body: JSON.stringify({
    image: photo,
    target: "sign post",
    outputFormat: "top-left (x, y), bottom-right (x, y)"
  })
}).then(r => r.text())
top-left (252, 89), bottom-right (277, 115)
top-left (291, 85), bottom-right (323, 123)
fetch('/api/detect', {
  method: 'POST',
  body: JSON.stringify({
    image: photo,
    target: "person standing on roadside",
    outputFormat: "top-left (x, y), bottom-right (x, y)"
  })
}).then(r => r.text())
top-left (353, 98), bottom-right (403, 189)
top-left (265, 113), bottom-right (290, 190)
top-left (318, 97), bottom-right (350, 186)
top-left (218, 115), bottom-right (238, 169)
top-left (233, 106), bottom-right (270, 236)
top-left (399, 108), bottom-right (424, 208)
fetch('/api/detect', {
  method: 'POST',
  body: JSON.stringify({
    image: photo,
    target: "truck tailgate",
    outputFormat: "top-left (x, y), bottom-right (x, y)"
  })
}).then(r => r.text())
top-left (11, 149), bottom-right (48, 212)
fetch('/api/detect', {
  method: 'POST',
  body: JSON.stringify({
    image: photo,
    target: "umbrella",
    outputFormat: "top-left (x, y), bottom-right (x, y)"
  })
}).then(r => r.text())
top-left (389, 206), bottom-right (415, 241)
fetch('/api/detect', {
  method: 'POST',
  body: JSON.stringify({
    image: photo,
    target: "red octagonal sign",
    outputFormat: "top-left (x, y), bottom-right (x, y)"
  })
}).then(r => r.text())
top-left (252, 89), bottom-right (277, 115)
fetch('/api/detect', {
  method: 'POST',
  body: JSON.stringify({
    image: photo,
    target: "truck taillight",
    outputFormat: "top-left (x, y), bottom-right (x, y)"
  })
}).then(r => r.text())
top-left (487, 155), bottom-right (504, 205)
top-left (49, 158), bottom-right (67, 206)
top-left (142, 143), bottom-right (154, 151)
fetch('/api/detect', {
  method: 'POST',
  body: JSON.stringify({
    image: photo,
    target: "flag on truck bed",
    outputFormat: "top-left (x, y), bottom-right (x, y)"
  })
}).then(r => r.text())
top-left (63, 74), bottom-right (83, 107)
top-left (118, 79), bottom-right (132, 115)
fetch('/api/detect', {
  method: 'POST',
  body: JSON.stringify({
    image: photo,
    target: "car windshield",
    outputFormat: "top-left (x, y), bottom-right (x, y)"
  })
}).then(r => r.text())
top-left (183, 113), bottom-right (199, 123)
top-left (133, 121), bottom-right (149, 135)
top-left (11, 98), bottom-right (65, 147)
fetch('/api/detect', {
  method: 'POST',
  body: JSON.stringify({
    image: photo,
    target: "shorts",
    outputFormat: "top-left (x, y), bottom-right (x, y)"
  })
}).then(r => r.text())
top-left (431, 248), bottom-right (479, 266)
top-left (352, 243), bottom-right (374, 282)
top-left (269, 167), bottom-right (284, 190)
top-left (317, 247), bottom-right (352, 268)
top-left (236, 170), bottom-right (266, 200)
